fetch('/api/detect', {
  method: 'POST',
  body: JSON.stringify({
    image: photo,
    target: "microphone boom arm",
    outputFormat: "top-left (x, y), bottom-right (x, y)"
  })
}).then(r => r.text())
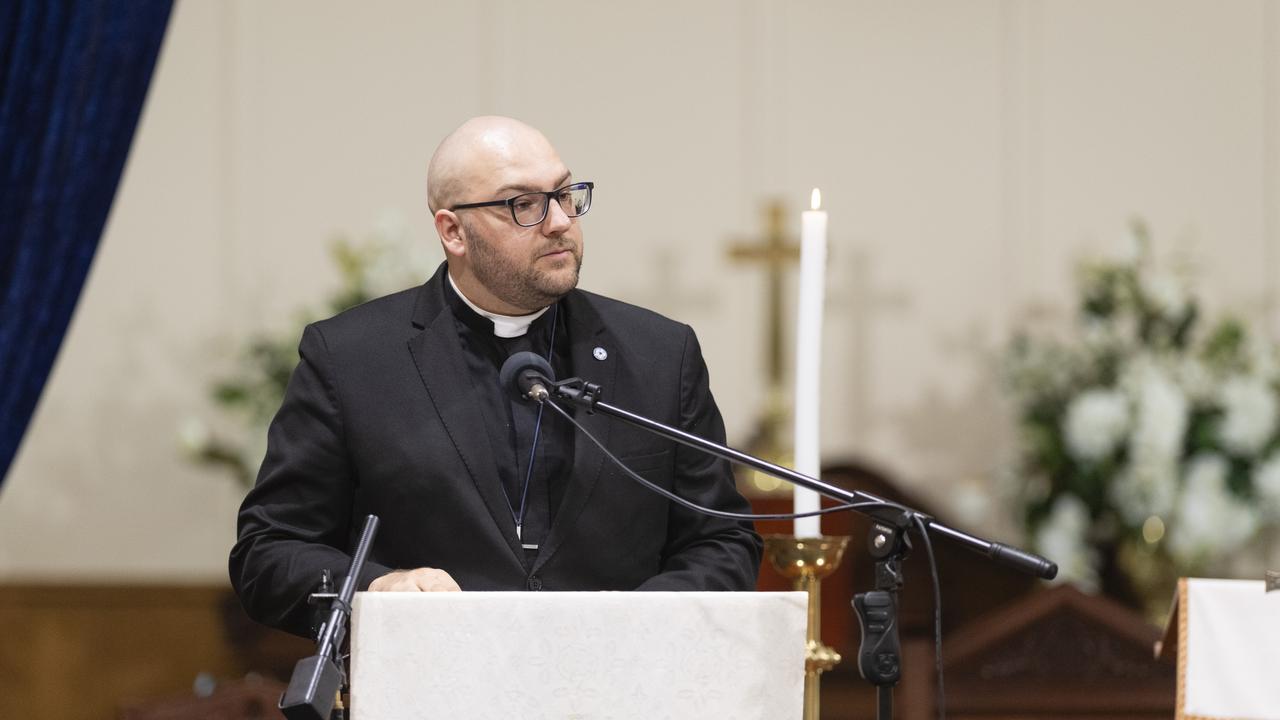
top-left (547, 377), bottom-right (1056, 581)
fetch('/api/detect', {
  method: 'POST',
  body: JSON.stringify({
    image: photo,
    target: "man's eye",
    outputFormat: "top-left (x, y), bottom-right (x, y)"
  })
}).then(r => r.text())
top-left (513, 197), bottom-right (539, 211)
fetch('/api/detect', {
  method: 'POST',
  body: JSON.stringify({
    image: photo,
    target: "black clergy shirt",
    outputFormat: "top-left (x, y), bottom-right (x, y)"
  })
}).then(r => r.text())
top-left (442, 279), bottom-right (574, 569)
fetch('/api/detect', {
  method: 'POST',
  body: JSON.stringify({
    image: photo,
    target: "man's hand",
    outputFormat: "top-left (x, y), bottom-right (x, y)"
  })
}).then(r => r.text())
top-left (368, 568), bottom-right (461, 592)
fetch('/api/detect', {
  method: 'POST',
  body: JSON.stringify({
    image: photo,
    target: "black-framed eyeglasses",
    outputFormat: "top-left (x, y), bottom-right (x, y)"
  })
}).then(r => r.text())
top-left (450, 181), bottom-right (594, 228)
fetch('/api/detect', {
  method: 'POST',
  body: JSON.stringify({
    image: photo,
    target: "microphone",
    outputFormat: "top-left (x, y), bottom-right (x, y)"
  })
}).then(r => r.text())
top-left (499, 351), bottom-right (554, 402)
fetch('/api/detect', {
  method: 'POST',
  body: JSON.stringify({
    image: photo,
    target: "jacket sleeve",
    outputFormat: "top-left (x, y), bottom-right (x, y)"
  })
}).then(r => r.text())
top-left (635, 326), bottom-right (763, 591)
top-left (228, 323), bottom-right (393, 638)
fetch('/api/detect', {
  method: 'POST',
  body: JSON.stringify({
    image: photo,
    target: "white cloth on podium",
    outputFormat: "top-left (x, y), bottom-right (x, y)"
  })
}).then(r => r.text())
top-left (1183, 578), bottom-right (1280, 719)
top-left (350, 591), bottom-right (807, 720)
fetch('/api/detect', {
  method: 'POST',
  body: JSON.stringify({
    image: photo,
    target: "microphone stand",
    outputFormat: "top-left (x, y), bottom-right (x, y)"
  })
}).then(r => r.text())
top-left (542, 376), bottom-right (1056, 720)
top-left (280, 514), bottom-right (380, 720)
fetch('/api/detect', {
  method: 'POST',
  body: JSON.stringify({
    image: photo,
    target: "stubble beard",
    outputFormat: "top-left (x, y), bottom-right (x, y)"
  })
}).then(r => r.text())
top-left (464, 218), bottom-right (582, 312)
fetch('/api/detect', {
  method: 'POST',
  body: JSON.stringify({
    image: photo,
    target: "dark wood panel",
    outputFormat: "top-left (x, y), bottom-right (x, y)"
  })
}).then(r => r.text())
top-left (751, 461), bottom-right (1176, 720)
top-left (753, 460), bottom-right (1039, 656)
top-left (0, 584), bottom-right (308, 720)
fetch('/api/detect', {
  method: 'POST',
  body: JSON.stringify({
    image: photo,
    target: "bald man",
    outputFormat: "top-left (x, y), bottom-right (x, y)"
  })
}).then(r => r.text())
top-left (230, 117), bottom-right (761, 637)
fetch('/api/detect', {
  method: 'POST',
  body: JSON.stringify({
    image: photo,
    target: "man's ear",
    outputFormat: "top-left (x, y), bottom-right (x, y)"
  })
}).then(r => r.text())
top-left (435, 210), bottom-right (466, 258)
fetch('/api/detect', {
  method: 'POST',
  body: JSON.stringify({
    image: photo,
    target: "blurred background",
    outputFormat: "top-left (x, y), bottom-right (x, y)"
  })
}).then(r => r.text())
top-left (3, 1), bottom-right (1279, 717)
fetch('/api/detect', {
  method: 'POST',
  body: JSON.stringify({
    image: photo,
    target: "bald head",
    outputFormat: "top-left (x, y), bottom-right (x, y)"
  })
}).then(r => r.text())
top-left (427, 116), bottom-right (563, 212)
top-left (426, 116), bottom-right (584, 316)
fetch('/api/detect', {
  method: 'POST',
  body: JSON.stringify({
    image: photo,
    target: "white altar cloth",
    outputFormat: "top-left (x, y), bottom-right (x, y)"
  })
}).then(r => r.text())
top-left (350, 591), bottom-right (806, 720)
top-left (1161, 578), bottom-right (1280, 720)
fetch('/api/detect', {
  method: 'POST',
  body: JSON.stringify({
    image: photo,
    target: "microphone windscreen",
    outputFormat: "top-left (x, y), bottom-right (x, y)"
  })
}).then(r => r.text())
top-left (499, 351), bottom-right (554, 395)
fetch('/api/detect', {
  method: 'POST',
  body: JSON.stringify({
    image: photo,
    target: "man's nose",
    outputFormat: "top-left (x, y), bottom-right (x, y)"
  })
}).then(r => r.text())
top-left (540, 198), bottom-right (572, 234)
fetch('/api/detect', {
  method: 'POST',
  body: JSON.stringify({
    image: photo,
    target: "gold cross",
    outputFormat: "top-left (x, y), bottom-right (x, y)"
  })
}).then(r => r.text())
top-left (727, 199), bottom-right (800, 388)
top-left (727, 199), bottom-right (800, 491)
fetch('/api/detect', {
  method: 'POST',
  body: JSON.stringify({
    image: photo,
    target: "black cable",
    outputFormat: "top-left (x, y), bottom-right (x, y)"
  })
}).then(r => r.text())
top-left (912, 513), bottom-right (946, 720)
top-left (545, 397), bottom-right (949, 719)
top-left (541, 398), bottom-right (909, 522)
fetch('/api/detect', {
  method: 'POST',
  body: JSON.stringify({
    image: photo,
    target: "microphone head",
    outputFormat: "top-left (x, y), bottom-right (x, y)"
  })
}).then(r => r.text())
top-left (499, 351), bottom-right (554, 400)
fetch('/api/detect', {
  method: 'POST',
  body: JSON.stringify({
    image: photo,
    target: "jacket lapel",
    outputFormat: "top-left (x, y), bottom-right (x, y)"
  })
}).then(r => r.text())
top-left (406, 267), bottom-right (524, 561)
top-left (534, 291), bottom-right (616, 571)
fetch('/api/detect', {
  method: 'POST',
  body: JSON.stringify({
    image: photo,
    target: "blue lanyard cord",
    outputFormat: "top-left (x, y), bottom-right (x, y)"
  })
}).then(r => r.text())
top-left (513, 304), bottom-right (558, 536)
top-left (515, 404), bottom-right (546, 533)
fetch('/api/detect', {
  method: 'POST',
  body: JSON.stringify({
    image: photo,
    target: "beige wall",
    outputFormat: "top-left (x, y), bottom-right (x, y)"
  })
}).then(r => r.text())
top-left (2, 0), bottom-right (1278, 579)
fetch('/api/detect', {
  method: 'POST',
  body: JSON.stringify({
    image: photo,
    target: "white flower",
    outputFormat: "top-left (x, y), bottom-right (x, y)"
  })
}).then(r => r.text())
top-left (1034, 495), bottom-right (1098, 591)
top-left (1173, 356), bottom-right (1215, 404)
top-left (1109, 456), bottom-right (1178, 525)
top-left (1167, 453), bottom-right (1259, 565)
top-left (1218, 375), bottom-right (1278, 456)
top-left (1128, 361), bottom-right (1188, 457)
top-left (1253, 452), bottom-right (1280, 518)
top-left (1139, 270), bottom-right (1188, 320)
top-left (1101, 361), bottom-right (1189, 526)
top-left (1126, 360), bottom-right (1188, 463)
top-left (1063, 389), bottom-right (1129, 462)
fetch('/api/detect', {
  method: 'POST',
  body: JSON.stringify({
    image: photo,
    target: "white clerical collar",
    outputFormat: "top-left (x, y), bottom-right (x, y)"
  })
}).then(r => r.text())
top-left (447, 272), bottom-right (549, 338)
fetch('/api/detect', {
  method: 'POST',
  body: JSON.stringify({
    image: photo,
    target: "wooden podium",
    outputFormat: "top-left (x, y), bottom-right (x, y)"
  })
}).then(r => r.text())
top-left (349, 592), bottom-right (807, 719)
top-left (1157, 578), bottom-right (1280, 720)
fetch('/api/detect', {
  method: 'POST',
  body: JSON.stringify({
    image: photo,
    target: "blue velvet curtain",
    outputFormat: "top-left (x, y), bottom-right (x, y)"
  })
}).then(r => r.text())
top-left (0, 1), bottom-right (173, 487)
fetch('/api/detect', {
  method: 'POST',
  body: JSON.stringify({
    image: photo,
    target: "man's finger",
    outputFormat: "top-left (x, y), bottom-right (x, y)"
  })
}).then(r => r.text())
top-left (413, 569), bottom-right (461, 592)
top-left (370, 567), bottom-right (460, 592)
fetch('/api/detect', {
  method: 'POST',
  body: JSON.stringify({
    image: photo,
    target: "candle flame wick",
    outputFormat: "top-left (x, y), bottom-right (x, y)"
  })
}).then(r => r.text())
top-left (810, 188), bottom-right (821, 211)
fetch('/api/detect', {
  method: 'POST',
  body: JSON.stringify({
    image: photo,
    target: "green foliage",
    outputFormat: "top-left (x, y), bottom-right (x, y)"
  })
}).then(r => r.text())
top-left (180, 229), bottom-right (432, 488)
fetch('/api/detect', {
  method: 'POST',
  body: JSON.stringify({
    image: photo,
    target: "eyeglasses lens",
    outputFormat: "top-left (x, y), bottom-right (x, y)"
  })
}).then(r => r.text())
top-left (511, 184), bottom-right (592, 226)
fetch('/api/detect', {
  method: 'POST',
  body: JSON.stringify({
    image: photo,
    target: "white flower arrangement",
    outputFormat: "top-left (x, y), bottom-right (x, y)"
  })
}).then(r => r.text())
top-left (1004, 223), bottom-right (1280, 611)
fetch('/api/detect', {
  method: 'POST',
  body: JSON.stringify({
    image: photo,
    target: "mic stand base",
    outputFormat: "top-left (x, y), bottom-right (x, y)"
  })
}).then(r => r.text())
top-left (279, 515), bottom-right (380, 720)
top-left (280, 654), bottom-right (343, 720)
top-left (764, 535), bottom-right (851, 720)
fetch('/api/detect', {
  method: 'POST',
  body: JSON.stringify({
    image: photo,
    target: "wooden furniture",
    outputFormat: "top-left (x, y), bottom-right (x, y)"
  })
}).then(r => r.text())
top-left (751, 460), bottom-right (1038, 659)
top-left (750, 462), bottom-right (1176, 719)
top-left (912, 584), bottom-right (1176, 720)
top-left (118, 676), bottom-right (286, 720)
top-left (0, 583), bottom-right (307, 720)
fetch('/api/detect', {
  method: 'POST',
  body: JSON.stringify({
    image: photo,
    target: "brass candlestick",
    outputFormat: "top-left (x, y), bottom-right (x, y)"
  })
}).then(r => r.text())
top-left (765, 534), bottom-right (851, 720)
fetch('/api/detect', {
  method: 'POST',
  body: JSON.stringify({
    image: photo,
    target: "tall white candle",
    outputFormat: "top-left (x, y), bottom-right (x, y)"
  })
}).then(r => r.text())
top-left (793, 188), bottom-right (827, 537)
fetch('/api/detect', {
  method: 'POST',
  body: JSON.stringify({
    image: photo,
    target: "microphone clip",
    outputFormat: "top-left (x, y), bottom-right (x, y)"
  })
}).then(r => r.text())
top-left (547, 377), bottom-right (602, 412)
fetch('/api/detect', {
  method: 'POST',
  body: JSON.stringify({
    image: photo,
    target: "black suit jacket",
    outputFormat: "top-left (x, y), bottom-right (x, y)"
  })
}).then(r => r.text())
top-left (230, 265), bottom-right (761, 636)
